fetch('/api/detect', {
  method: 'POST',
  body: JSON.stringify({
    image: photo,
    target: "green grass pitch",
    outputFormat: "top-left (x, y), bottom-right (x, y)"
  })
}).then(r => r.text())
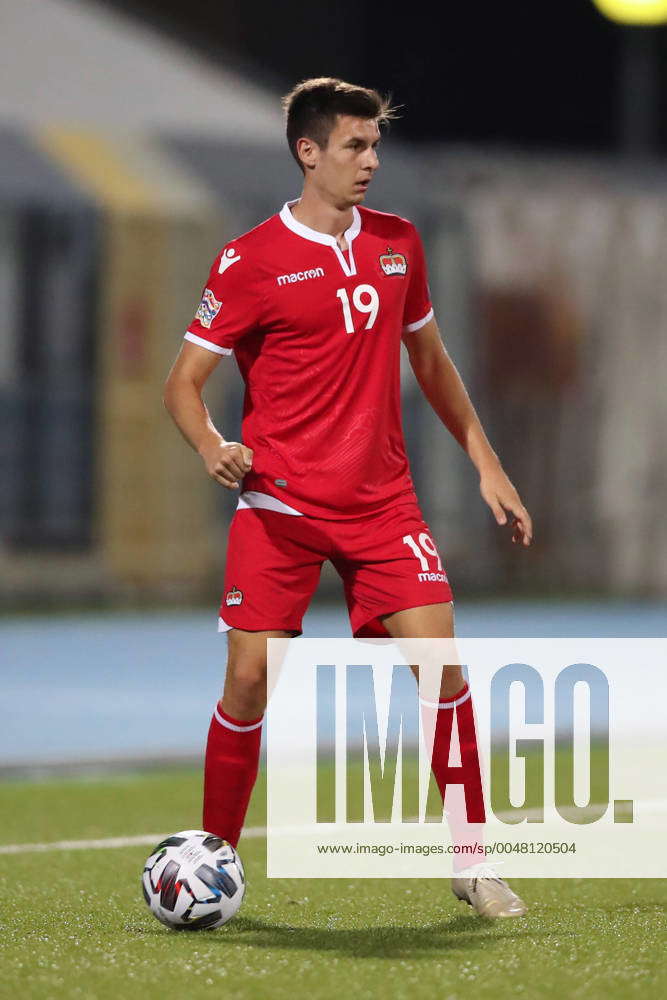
top-left (0, 767), bottom-right (665, 1000)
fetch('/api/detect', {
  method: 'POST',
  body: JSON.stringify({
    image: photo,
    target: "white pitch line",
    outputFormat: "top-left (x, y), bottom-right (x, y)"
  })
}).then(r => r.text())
top-left (0, 800), bottom-right (663, 856)
top-left (0, 827), bottom-right (267, 856)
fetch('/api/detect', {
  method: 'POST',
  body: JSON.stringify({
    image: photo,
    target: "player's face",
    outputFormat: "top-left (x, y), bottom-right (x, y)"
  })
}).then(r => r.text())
top-left (312, 115), bottom-right (380, 208)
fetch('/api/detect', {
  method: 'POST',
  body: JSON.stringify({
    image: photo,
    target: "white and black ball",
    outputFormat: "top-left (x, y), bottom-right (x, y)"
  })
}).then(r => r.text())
top-left (142, 830), bottom-right (245, 929)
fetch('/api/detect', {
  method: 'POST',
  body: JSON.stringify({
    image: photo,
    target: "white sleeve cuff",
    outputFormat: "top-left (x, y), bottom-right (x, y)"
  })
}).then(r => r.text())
top-left (402, 307), bottom-right (434, 334)
top-left (184, 331), bottom-right (233, 355)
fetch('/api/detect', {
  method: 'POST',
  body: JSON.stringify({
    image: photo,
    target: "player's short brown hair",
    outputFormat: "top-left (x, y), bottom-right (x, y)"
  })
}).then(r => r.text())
top-left (282, 77), bottom-right (398, 172)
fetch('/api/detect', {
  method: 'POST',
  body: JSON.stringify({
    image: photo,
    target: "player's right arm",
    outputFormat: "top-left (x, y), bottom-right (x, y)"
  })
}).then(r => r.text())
top-left (164, 241), bottom-right (260, 489)
top-left (163, 341), bottom-right (252, 490)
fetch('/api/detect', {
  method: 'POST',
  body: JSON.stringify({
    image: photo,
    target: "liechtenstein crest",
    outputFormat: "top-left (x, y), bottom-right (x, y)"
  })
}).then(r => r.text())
top-left (225, 585), bottom-right (243, 607)
top-left (379, 247), bottom-right (408, 277)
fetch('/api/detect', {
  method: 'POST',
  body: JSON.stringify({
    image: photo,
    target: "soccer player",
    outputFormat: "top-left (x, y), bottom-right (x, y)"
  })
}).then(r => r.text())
top-left (164, 78), bottom-right (533, 918)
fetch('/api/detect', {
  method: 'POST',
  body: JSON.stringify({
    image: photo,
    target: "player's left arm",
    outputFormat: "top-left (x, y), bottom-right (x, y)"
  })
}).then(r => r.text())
top-left (404, 317), bottom-right (533, 547)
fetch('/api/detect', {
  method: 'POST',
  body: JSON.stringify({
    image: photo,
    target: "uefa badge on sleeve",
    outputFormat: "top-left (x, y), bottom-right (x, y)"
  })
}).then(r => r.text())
top-left (195, 288), bottom-right (222, 329)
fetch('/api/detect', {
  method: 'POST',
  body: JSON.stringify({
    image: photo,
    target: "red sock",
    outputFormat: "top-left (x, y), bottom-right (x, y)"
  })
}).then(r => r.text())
top-left (421, 682), bottom-right (486, 872)
top-left (202, 703), bottom-right (263, 848)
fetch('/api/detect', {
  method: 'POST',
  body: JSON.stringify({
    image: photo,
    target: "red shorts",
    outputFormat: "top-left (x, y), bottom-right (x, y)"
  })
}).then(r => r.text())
top-left (218, 498), bottom-right (453, 638)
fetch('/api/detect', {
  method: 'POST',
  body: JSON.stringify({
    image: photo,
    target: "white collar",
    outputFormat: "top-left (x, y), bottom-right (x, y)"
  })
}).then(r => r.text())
top-left (279, 199), bottom-right (361, 249)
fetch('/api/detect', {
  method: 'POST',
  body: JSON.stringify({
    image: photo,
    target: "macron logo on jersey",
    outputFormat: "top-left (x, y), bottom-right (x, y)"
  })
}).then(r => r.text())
top-left (277, 267), bottom-right (325, 286)
top-left (218, 248), bottom-right (241, 274)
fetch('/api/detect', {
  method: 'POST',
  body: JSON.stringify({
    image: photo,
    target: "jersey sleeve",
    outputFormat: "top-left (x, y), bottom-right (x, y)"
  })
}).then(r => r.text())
top-left (184, 244), bottom-right (261, 355)
top-left (402, 226), bottom-right (434, 333)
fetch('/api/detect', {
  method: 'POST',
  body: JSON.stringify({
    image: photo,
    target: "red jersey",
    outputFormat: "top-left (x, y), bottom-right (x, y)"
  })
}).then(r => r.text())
top-left (185, 200), bottom-right (434, 519)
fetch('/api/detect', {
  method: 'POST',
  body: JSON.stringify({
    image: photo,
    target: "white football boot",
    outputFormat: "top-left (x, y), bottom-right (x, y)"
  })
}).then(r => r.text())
top-left (451, 866), bottom-right (527, 918)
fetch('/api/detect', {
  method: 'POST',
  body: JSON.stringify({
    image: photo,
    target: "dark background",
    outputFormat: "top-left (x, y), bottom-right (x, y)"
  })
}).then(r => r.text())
top-left (105, 0), bottom-right (667, 152)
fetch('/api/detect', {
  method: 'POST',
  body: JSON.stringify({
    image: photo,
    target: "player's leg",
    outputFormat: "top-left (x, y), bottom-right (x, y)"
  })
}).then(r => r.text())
top-left (335, 505), bottom-right (526, 917)
top-left (220, 627), bottom-right (287, 719)
top-left (380, 600), bottom-right (485, 859)
top-left (333, 509), bottom-right (479, 844)
top-left (380, 598), bottom-right (525, 915)
top-left (203, 628), bottom-right (288, 847)
top-left (380, 599), bottom-right (454, 638)
top-left (380, 601), bottom-right (464, 698)
top-left (203, 508), bottom-right (326, 846)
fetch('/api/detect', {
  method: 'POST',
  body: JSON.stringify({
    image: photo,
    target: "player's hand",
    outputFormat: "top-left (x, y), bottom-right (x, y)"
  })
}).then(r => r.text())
top-left (479, 466), bottom-right (533, 547)
top-left (199, 439), bottom-right (253, 490)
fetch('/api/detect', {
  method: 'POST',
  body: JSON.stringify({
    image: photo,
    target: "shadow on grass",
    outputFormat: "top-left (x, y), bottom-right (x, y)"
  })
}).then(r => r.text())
top-left (213, 913), bottom-right (543, 959)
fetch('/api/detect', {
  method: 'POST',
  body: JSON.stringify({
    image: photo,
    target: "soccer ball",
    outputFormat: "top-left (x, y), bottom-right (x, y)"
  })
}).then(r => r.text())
top-left (141, 829), bottom-right (245, 930)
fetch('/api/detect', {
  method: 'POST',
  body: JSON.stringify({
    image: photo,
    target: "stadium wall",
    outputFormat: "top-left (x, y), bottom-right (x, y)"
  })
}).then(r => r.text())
top-left (430, 151), bottom-right (667, 596)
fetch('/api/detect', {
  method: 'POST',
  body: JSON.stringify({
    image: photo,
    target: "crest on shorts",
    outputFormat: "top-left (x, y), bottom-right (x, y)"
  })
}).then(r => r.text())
top-left (195, 288), bottom-right (222, 328)
top-left (225, 585), bottom-right (243, 607)
top-left (379, 247), bottom-right (408, 277)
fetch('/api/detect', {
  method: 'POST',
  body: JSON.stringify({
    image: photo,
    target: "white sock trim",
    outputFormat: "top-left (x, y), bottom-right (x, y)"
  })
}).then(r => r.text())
top-left (213, 706), bottom-right (264, 732)
top-left (420, 686), bottom-right (471, 710)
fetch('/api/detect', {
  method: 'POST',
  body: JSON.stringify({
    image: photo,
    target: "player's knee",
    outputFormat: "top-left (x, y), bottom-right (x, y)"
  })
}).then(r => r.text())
top-left (224, 660), bottom-right (267, 708)
top-left (440, 665), bottom-right (465, 699)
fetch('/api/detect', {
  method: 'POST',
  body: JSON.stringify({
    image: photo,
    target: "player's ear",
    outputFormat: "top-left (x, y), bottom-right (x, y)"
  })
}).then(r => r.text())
top-left (296, 137), bottom-right (318, 171)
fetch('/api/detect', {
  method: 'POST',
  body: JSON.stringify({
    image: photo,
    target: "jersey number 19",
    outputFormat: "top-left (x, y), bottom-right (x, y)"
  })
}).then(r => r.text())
top-left (336, 284), bottom-right (379, 334)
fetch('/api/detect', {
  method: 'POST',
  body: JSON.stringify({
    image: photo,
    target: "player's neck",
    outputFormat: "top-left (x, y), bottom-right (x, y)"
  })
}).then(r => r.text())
top-left (290, 190), bottom-right (354, 248)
